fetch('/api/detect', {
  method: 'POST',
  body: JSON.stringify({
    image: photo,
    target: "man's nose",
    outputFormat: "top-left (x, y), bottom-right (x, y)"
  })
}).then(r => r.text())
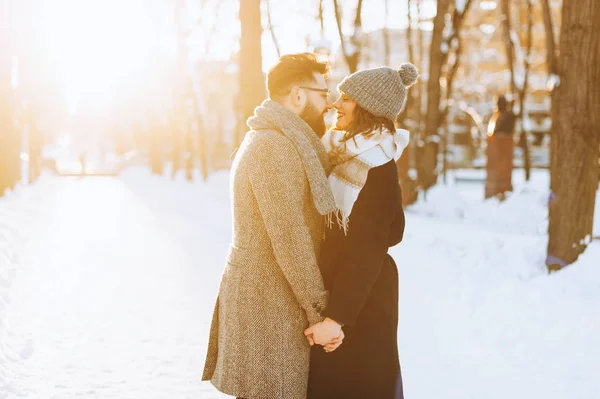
top-left (326, 97), bottom-right (334, 109)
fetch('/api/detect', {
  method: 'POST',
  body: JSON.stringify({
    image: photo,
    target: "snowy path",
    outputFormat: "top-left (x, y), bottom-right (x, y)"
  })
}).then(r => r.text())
top-left (2, 175), bottom-right (229, 398)
top-left (1, 169), bottom-right (599, 399)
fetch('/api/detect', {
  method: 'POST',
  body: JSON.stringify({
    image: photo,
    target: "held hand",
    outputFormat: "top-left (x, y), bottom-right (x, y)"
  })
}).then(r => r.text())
top-left (323, 329), bottom-right (344, 353)
top-left (304, 318), bottom-right (342, 346)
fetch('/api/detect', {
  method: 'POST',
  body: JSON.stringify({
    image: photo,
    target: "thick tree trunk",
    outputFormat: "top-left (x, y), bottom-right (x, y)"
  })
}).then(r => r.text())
top-left (239, 0), bottom-right (264, 144)
top-left (420, 0), bottom-right (450, 190)
top-left (547, 0), bottom-right (600, 270)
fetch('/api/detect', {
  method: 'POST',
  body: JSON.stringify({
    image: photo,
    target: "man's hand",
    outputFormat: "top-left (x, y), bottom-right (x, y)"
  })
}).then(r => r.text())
top-left (304, 317), bottom-right (342, 346)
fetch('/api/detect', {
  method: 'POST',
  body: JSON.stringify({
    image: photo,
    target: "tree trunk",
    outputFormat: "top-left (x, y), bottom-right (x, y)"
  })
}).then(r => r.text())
top-left (415, 0), bottom-right (424, 134)
top-left (239, 0), bottom-right (264, 144)
top-left (396, 0), bottom-right (414, 126)
top-left (520, 0), bottom-right (533, 182)
top-left (502, 0), bottom-right (531, 181)
top-left (541, 0), bottom-right (559, 192)
top-left (547, 0), bottom-right (600, 270)
top-left (318, 0), bottom-right (325, 35)
top-left (0, 2), bottom-right (20, 196)
top-left (333, 0), bottom-right (363, 73)
top-left (265, 0), bottom-right (280, 57)
top-left (420, 0), bottom-right (450, 190)
top-left (383, 0), bottom-right (390, 66)
top-left (501, 0), bottom-right (516, 96)
top-left (541, 0), bottom-right (559, 77)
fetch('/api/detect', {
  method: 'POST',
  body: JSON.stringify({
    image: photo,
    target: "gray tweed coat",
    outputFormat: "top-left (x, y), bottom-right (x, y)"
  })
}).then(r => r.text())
top-left (202, 100), bottom-right (337, 399)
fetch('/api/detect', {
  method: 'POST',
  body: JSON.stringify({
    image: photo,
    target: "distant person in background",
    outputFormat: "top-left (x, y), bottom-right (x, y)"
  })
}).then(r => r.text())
top-left (202, 53), bottom-right (342, 399)
top-left (485, 95), bottom-right (516, 199)
top-left (306, 63), bottom-right (417, 399)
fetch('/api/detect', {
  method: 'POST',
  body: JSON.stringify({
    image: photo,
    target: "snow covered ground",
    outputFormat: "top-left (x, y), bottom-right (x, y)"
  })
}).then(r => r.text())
top-left (0, 167), bottom-right (598, 399)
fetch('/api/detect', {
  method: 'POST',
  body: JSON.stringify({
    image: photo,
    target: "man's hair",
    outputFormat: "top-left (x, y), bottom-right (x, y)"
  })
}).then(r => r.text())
top-left (266, 53), bottom-right (329, 100)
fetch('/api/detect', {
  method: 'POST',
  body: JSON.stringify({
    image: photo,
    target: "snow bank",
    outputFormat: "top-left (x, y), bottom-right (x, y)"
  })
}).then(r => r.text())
top-left (0, 178), bottom-right (53, 397)
top-left (398, 170), bottom-right (600, 398)
top-left (409, 179), bottom-right (549, 236)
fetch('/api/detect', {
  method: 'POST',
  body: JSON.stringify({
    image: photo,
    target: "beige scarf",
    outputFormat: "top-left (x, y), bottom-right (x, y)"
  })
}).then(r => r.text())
top-left (247, 100), bottom-right (337, 217)
top-left (321, 127), bottom-right (410, 233)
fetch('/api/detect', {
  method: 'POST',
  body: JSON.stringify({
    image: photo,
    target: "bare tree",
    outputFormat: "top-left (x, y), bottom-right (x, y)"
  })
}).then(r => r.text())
top-left (265, 0), bottom-right (281, 57)
top-left (406, 0), bottom-right (414, 66)
top-left (541, 0), bottom-right (558, 77)
top-left (383, 0), bottom-right (390, 66)
top-left (239, 0), bottom-right (265, 144)
top-left (547, 0), bottom-right (600, 270)
top-left (318, 0), bottom-right (325, 35)
top-left (0, 1), bottom-right (20, 195)
top-left (419, 0), bottom-right (472, 190)
top-left (333, 0), bottom-right (364, 73)
top-left (174, 0), bottom-right (209, 180)
top-left (541, 0), bottom-right (559, 192)
top-left (501, 0), bottom-right (533, 181)
top-left (397, 0), bottom-right (415, 126)
top-left (414, 0), bottom-right (424, 132)
top-left (201, 0), bottom-right (223, 57)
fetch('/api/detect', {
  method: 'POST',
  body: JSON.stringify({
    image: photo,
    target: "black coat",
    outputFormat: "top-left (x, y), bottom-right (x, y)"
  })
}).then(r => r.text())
top-left (307, 160), bottom-right (406, 399)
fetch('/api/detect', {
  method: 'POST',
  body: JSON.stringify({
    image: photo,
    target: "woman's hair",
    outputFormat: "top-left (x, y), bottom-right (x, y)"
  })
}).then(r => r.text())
top-left (342, 102), bottom-right (396, 140)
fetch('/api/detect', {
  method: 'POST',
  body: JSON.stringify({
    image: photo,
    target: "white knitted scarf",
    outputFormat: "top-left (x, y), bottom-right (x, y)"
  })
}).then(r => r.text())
top-left (321, 127), bottom-right (410, 233)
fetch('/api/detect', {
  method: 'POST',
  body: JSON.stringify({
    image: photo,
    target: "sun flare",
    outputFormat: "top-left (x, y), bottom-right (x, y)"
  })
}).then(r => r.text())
top-left (31, 0), bottom-right (170, 111)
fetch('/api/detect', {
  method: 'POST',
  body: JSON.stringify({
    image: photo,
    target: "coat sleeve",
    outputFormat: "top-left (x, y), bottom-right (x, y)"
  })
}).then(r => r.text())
top-left (387, 184), bottom-right (406, 247)
top-left (246, 134), bottom-right (328, 326)
top-left (323, 167), bottom-right (396, 327)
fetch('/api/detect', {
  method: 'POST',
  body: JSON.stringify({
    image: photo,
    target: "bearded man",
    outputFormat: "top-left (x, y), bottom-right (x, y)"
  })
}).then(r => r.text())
top-left (202, 53), bottom-right (343, 399)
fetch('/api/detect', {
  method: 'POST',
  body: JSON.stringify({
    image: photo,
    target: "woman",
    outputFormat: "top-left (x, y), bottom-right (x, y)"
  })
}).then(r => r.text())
top-left (305, 63), bottom-right (418, 399)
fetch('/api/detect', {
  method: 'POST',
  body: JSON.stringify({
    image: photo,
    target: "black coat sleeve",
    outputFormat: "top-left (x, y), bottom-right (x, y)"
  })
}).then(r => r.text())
top-left (387, 184), bottom-right (405, 247)
top-left (323, 164), bottom-right (398, 327)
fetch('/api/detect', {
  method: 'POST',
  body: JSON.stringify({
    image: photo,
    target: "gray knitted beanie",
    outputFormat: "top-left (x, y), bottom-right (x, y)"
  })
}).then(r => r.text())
top-left (338, 63), bottom-right (419, 121)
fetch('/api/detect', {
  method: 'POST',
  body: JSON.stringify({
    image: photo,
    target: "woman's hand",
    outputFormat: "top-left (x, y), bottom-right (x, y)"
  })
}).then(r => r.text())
top-left (304, 317), bottom-right (343, 346)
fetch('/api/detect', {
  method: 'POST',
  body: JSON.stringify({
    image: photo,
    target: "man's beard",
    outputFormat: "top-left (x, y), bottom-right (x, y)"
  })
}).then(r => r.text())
top-left (300, 100), bottom-right (327, 138)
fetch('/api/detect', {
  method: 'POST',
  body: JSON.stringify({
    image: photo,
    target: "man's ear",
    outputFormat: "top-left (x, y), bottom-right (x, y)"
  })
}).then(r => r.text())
top-left (290, 85), bottom-right (304, 108)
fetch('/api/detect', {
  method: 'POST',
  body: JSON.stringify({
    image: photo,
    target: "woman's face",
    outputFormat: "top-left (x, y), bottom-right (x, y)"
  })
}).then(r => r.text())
top-left (333, 92), bottom-right (357, 131)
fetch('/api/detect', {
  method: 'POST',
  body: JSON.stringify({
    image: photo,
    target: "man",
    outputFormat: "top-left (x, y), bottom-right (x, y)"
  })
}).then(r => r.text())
top-left (202, 53), bottom-right (343, 399)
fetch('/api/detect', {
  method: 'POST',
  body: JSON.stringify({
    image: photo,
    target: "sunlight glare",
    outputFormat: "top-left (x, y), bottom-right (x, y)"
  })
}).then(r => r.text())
top-left (35, 0), bottom-right (163, 107)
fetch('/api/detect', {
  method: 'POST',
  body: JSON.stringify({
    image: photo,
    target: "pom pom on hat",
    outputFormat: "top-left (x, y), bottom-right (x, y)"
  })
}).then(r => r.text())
top-left (398, 63), bottom-right (418, 87)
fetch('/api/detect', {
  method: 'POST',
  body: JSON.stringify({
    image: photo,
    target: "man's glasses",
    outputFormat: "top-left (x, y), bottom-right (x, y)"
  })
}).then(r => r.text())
top-left (298, 86), bottom-right (330, 94)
